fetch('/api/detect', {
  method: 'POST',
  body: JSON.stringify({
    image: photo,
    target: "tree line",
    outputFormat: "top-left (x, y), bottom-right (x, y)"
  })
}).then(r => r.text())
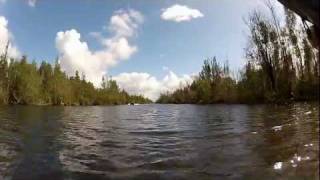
top-left (157, 7), bottom-right (319, 104)
top-left (1, 6), bottom-right (318, 106)
top-left (0, 56), bottom-right (151, 105)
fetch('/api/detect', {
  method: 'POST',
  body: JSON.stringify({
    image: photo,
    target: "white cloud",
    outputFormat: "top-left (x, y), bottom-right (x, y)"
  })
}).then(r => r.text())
top-left (0, 0), bottom-right (38, 7)
top-left (0, 16), bottom-right (20, 59)
top-left (28, 0), bottom-right (37, 7)
top-left (162, 66), bottom-right (169, 71)
top-left (113, 71), bottom-right (194, 101)
top-left (161, 4), bottom-right (204, 22)
top-left (56, 9), bottom-right (194, 100)
top-left (56, 9), bottom-right (143, 86)
top-left (108, 9), bottom-right (143, 38)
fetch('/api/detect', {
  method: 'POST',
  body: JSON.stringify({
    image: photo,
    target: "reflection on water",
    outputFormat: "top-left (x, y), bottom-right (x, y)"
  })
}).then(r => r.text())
top-left (0, 103), bottom-right (318, 179)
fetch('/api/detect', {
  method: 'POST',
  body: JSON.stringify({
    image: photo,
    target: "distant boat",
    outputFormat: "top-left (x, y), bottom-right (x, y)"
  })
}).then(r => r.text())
top-left (128, 103), bottom-right (140, 106)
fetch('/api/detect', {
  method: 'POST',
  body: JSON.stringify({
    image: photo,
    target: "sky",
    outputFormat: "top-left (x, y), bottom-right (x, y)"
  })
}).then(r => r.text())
top-left (0, 0), bottom-right (284, 101)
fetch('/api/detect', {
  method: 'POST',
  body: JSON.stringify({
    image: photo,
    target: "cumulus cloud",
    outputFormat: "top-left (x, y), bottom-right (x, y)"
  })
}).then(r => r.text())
top-left (56, 9), bottom-right (143, 86)
top-left (56, 9), bottom-right (194, 100)
top-left (113, 71), bottom-right (194, 101)
top-left (108, 9), bottom-right (143, 38)
top-left (161, 4), bottom-right (204, 22)
top-left (0, 16), bottom-right (20, 58)
top-left (28, 0), bottom-right (37, 7)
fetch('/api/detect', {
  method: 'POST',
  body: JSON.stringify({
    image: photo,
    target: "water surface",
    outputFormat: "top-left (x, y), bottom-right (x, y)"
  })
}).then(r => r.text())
top-left (0, 103), bottom-right (319, 179)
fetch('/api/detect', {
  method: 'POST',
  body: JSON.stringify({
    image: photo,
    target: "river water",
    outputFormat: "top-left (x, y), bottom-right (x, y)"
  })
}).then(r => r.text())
top-left (0, 103), bottom-right (318, 179)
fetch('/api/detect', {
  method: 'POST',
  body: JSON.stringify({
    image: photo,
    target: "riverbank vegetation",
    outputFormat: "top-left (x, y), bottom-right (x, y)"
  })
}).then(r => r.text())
top-left (157, 7), bottom-right (319, 104)
top-left (0, 56), bottom-right (151, 105)
top-left (0, 6), bottom-right (318, 105)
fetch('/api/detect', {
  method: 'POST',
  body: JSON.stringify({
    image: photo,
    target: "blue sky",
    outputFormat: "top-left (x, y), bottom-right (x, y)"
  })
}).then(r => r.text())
top-left (0, 0), bottom-right (283, 100)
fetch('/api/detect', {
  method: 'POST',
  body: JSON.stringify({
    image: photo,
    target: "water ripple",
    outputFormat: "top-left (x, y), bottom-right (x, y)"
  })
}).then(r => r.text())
top-left (0, 103), bottom-right (318, 179)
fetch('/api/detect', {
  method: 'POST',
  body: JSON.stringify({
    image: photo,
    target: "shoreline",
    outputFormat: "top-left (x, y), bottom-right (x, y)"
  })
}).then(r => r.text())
top-left (0, 100), bottom-right (318, 107)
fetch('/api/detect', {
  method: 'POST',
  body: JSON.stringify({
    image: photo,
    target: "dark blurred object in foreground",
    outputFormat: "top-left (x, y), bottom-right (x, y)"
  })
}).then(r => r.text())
top-left (278, 0), bottom-right (319, 48)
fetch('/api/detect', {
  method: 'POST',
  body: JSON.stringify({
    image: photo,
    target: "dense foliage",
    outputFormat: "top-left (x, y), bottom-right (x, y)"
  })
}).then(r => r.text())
top-left (157, 8), bottom-right (319, 104)
top-left (0, 56), bottom-right (151, 105)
